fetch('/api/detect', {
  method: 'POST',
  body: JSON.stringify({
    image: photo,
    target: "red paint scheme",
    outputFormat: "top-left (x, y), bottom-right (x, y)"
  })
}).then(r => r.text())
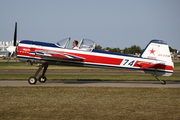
top-left (134, 61), bottom-right (173, 71)
top-left (18, 46), bottom-right (124, 66)
top-left (65, 52), bottom-right (123, 65)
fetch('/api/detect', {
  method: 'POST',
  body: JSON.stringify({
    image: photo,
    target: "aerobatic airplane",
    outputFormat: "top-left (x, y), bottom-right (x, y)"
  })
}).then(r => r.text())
top-left (7, 22), bottom-right (174, 85)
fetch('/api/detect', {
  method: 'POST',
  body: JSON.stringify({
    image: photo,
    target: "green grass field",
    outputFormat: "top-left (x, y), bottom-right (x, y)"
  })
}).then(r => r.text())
top-left (1, 62), bottom-right (180, 71)
top-left (0, 62), bottom-right (180, 82)
top-left (0, 62), bottom-right (111, 70)
top-left (0, 62), bottom-right (180, 119)
top-left (174, 62), bottom-right (180, 71)
top-left (0, 87), bottom-right (180, 120)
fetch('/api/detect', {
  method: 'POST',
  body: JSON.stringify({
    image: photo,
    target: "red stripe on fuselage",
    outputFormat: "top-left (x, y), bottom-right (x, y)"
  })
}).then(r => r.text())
top-left (64, 52), bottom-right (123, 65)
top-left (17, 46), bottom-right (40, 58)
top-left (155, 64), bottom-right (173, 71)
top-left (17, 46), bottom-right (123, 66)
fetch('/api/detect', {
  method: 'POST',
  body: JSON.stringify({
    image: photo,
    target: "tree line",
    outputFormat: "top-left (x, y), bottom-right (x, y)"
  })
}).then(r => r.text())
top-left (95, 45), bottom-right (177, 55)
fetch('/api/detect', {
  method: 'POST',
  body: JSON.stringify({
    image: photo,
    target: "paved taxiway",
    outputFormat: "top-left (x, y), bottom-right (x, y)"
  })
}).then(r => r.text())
top-left (0, 69), bottom-right (180, 88)
top-left (1, 60), bottom-right (179, 87)
top-left (0, 70), bottom-right (180, 75)
top-left (1, 81), bottom-right (180, 88)
top-left (1, 70), bottom-right (179, 88)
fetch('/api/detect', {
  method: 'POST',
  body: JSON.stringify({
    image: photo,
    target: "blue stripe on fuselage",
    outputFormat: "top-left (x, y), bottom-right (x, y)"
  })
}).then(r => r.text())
top-left (92, 49), bottom-right (142, 59)
top-left (19, 40), bottom-right (60, 48)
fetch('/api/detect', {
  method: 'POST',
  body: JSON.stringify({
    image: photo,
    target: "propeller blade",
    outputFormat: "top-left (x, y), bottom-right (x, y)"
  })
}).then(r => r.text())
top-left (7, 22), bottom-right (17, 64)
top-left (13, 22), bottom-right (17, 46)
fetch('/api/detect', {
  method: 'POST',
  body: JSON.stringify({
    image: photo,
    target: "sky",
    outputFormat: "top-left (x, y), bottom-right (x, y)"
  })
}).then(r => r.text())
top-left (0, 0), bottom-right (180, 51)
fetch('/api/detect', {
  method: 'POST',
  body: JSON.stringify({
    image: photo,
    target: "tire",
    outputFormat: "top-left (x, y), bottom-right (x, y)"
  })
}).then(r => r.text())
top-left (38, 75), bottom-right (47, 83)
top-left (26, 60), bottom-right (33, 65)
top-left (161, 80), bottom-right (166, 85)
top-left (28, 76), bottom-right (37, 84)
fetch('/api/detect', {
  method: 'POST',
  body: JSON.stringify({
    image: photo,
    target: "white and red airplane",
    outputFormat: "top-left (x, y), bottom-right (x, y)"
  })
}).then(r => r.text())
top-left (7, 23), bottom-right (174, 85)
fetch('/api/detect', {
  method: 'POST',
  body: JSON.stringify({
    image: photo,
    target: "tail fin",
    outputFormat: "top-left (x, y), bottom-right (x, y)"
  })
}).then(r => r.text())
top-left (140, 40), bottom-right (172, 63)
top-left (140, 40), bottom-right (174, 76)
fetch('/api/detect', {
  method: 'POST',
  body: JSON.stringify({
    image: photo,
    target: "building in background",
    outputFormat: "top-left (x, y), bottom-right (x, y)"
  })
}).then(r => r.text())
top-left (0, 40), bottom-right (19, 57)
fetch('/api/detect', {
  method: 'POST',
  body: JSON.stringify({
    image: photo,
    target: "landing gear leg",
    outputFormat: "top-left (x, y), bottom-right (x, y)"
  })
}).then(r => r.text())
top-left (28, 63), bottom-right (48, 84)
top-left (38, 64), bottom-right (48, 83)
top-left (154, 75), bottom-right (166, 85)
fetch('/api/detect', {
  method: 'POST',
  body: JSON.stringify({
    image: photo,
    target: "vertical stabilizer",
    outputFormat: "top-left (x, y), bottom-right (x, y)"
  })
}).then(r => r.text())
top-left (140, 40), bottom-right (174, 76)
top-left (140, 40), bottom-right (172, 63)
top-left (140, 40), bottom-right (174, 84)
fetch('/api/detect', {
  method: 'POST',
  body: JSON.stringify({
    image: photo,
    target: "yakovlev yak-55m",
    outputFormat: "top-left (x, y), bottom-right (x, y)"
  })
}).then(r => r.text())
top-left (7, 23), bottom-right (173, 85)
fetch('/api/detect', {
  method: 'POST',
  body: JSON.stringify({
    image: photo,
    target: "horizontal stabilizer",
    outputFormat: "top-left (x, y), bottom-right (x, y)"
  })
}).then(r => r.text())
top-left (137, 62), bottom-right (157, 69)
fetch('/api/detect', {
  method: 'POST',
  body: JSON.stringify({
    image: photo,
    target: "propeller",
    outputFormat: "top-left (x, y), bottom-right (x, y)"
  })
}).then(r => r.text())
top-left (6, 22), bottom-right (17, 64)
top-left (13, 22), bottom-right (17, 46)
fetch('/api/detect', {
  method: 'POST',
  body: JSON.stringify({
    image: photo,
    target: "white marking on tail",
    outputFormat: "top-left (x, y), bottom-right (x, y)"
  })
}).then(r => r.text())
top-left (140, 40), bottom-right (174, 76)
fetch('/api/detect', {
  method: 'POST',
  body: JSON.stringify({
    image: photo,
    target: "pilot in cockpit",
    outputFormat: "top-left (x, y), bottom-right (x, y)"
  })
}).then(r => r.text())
top-left (72, 40), bottom-right (79, 49)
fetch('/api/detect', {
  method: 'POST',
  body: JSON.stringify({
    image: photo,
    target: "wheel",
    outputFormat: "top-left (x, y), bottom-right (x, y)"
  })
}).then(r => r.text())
top-left (38, 75), bottom-right (47, 83)
top-left (161, 80), bottom-right (166, 85)
top-left (28, 76), bottom-right (37, 84)
top-left (26, 60), bottom-right (33, 65)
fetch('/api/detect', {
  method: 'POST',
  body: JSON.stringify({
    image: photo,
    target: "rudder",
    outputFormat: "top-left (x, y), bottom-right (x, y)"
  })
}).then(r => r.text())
top-left (140, 40), bottom-right (172, 63)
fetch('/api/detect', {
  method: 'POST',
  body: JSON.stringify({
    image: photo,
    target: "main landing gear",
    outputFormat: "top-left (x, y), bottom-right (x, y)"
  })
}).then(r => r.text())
top-left (154, 75), bottom-right (166, 85)
top-left (28, 63), bottom-right (49, 85)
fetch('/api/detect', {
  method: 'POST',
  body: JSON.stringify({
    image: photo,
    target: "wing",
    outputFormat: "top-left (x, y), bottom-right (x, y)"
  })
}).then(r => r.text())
top-left (29, 50), bottom-right (84, 62)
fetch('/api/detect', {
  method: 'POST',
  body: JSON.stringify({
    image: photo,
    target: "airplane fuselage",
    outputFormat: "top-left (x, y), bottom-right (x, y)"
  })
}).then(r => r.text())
top-left (8, 22), bottom-right (173, 84)
top-left (17, 40), bottom-right (173, 77)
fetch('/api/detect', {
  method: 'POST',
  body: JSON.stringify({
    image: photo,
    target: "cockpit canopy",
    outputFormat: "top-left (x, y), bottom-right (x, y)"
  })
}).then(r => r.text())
top-left (56, 38), bottom-right (70, 48)
top-left (78, 39), bottom-right (96, 50)
top-left (56, 37), bottom-right (96, 51)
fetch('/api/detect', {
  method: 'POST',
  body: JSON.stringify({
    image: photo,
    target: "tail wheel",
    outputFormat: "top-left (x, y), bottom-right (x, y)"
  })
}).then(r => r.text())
top-left (38, 75), bottom-right (47, 83)
top-left (28, 76), bottom-right (37, 84)
top-left (161, 80), bottom-right (166, 85)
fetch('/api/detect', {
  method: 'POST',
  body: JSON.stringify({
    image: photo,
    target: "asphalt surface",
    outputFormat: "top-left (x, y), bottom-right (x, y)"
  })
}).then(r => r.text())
top-left (0, 70), bottom-right (180, 75)
top-left (1, 81), bottom-right (180, 88)
top-left (1, 70), bottom-right (179, 88)
top-left (0, 60), bottom-right (179, 87)
top-left (0, 68), bottom-right (180, 88)
top-left (1, 69), bottom-right (179, 88)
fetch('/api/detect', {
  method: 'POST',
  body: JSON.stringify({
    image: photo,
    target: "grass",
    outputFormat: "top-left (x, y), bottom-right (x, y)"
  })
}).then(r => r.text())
top-left (174, 62), bottom-right (180, 71)
top-left (0, 62), bottom-right (180, 82)
top-left (0, 62), bottom-right (180, 119)
top-left (0, 62), bottom-right (115, 71)
top-left (0, 74), bottom-right (180, 82)
top-left (1, 62), bottom-right (180, 71)
top-left (0, 87), bottom-right (180, 120)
